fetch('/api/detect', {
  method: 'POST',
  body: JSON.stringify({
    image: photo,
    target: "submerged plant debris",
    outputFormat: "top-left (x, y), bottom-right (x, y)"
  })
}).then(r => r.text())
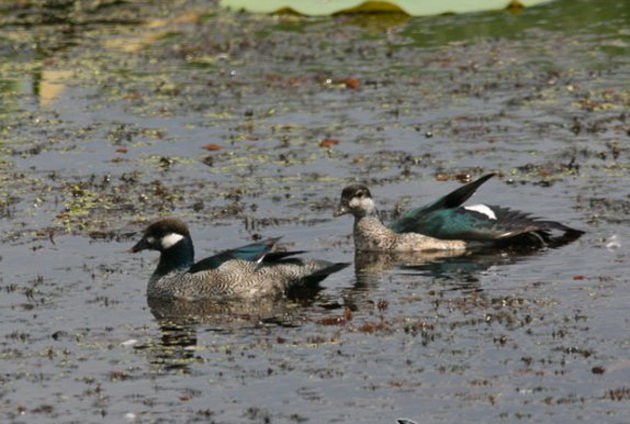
top-left (1, 0), bottom-right (630, 423)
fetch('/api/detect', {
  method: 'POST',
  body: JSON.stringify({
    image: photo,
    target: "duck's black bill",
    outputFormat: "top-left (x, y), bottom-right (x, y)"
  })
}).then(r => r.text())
top-left (334, 205), bottom-right (349, 217)
top-left (130, 238), bottom-right (149, 253)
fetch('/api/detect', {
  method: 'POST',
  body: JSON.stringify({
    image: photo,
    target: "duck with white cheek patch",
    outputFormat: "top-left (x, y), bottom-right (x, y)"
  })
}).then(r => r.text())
top-left (131, 218), bottom-right (349, 301)
top-left (335, 174), bottom-right (584, 252)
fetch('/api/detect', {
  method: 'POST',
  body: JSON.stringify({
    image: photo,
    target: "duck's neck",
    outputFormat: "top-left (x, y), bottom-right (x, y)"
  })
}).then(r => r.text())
top-left (354, 208), bottom-right (386, 230)
top-left (154, 239), bottom-right (195, 276)
top-left (353, 206), bottom-right (387, 236)
top-left (352, 209), bottom-right (396, 252)
top-left (354, 204), bottom-right (381, 221)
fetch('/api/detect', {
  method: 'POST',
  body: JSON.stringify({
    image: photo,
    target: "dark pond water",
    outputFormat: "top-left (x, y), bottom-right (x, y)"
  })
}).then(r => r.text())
top-left (2, 0), bottom-right (630, 423)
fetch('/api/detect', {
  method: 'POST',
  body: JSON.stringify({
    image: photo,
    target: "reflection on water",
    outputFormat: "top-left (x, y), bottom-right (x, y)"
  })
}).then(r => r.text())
top-left (147, 295), bottom-right (301, 325)
top-left (352, 247), bottom-right (545, 292)
top-left (353, 249), bottom-right (468, 288)
top-left (142, 294), bottom-right (314, 372)
top-left (398, 248), bottom-right (544, 289)
top-left (104, 11), bottom-right (202, 53)
top-left (135, 320), bottom-right (199, 374)
top-left (34, 69), bottom-right (73, 107)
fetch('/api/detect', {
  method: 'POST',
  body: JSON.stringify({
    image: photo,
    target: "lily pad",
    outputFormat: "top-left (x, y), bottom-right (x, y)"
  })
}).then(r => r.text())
top-left (220, 0), bottom-right (551, 16)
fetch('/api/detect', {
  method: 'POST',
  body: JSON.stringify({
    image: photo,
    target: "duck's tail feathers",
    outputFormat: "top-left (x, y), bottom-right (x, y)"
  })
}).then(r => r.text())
top-left (305, 262), bottom-right (351, 285)
top-left (285, 261), bottom-right (350, 300)
top-left (536, 221), bottom-right (585, 248)
top-left (499, 220), bottom-right (584, 249)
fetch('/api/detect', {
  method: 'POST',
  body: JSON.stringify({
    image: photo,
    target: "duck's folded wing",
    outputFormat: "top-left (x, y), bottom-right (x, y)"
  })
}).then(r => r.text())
top-left (190, 237), bottom-right (302, 273)
top-left (390, 174), bottom-right (495, 234)
top-left (395, 204), bottom-right (583, 242)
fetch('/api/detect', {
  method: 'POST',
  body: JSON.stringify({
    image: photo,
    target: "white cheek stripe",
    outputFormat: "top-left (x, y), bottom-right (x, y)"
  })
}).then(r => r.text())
top-left (349, 197), bottom-right (376, 212)
top-left (161, 233), bottom-right (185, 249)
top-left (362, 198), bottom-right (375, 210)
top-left (464, 204), bottom-right (497, 220)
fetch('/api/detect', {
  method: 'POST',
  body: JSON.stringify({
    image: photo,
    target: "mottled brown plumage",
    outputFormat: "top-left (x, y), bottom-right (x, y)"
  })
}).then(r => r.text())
top-left (336, 177), bottom-right (584, 251)
top-left (352, 215), bottom-right (468, 252)
top-left (335, 185), bottom-right (468, 252)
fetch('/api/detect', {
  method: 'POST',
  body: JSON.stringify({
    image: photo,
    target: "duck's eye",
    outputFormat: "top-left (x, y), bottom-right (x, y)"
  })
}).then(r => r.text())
top-left (357, 191), bottom-right (366, 198)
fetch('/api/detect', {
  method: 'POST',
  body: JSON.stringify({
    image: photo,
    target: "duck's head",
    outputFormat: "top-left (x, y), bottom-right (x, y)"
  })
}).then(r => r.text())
top-left (335, 185), bottom-right (377, 218)
top-left (131, 218), bottom-right (191, 253)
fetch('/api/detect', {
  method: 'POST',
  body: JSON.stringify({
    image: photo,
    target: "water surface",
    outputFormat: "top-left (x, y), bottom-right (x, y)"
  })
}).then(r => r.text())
top-left (2, 0), bottom-right (630, 423)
